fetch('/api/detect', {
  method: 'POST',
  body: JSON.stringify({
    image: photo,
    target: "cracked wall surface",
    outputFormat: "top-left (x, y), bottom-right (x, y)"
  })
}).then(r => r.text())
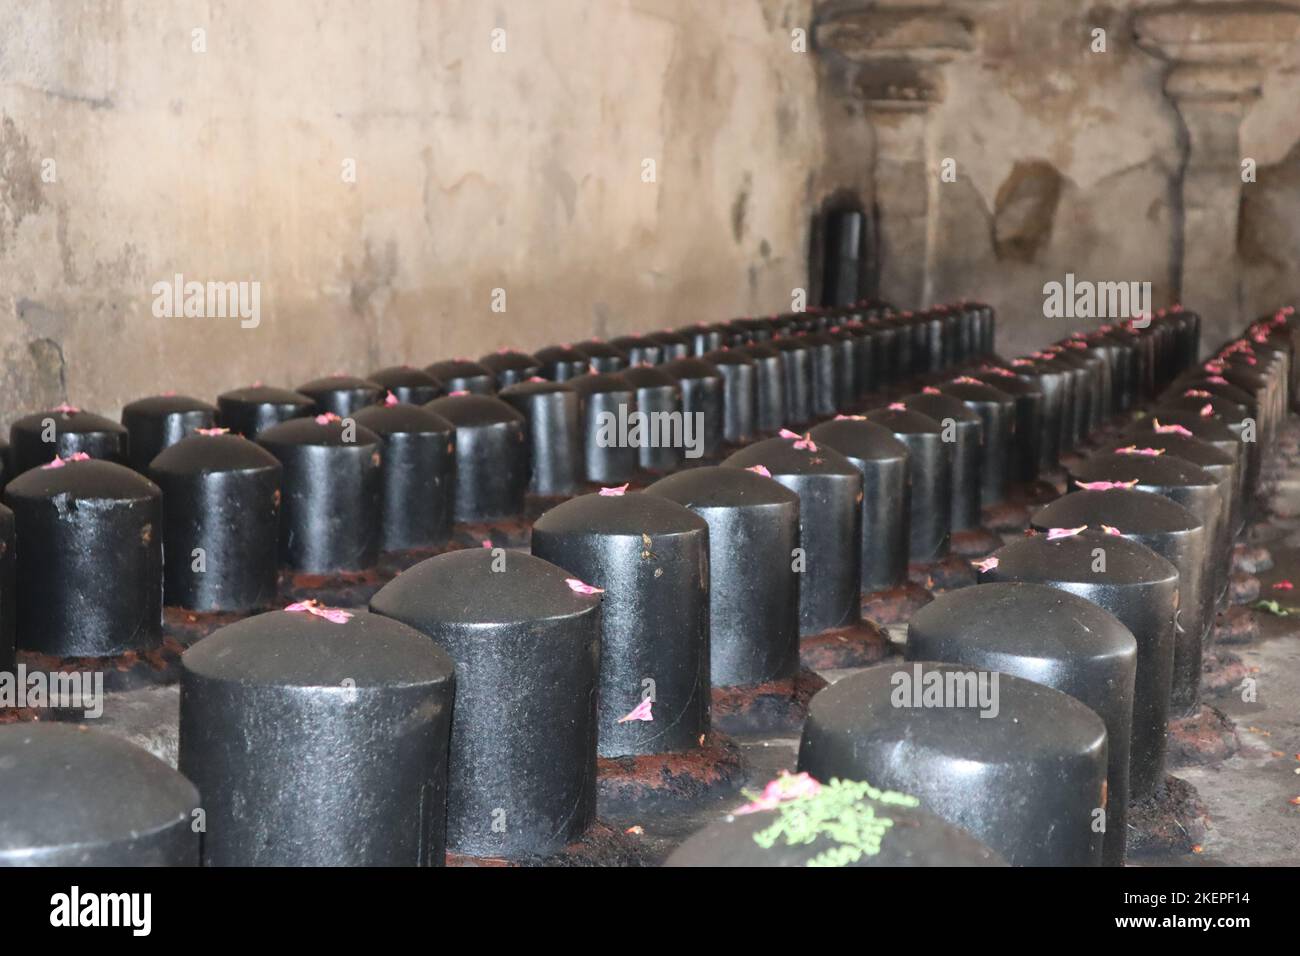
top-left (0, 0), bottom-right (822, 426)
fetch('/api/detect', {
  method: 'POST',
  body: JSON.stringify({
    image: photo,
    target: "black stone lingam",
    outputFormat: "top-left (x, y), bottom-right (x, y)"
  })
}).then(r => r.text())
top-left (368, 365), bottom-right (445, 405)
top-left (900, 390), bottom-right (983, 533)
top-left (296, 375), bottom-right (384, 417)
top-left (353, 403), bottom-right (456, 551)
top-left (647, 330), bottom-right (691, 362)
top-left (1011, 359), bottom-right (1068, 471)
top-left (680, 323), bottom-right (728, 356)
top-left (498, 379), bottom-right (581, 496)
top-left (798, 662), bottom-right (1108, 866)
top-left (939, 378), bottom-right (1015, 507)
top-left (531, 492), bottom-right (710, 758)
top-left (1128, 411), bottom-right (1246, 532)
top-left (772, 339), bottom-right (814, 427)
top-left (665, 780), bottom-right (1005, 867)
top-left (256, 416), bottom-right (383, 572)
top-left (574, 341), bottom-right (630, 373)
top-left (619, 366), bottom-right (683, 473)
top-left (534, 345), bottom-right (592, 382)
top-left (662, 357), bottom-right (725, 459)
top-left (722, 436), bottom-right (867, 651)
top-left (6, 458), bottom-right (162, 656)
top-left (424, 359), bottom-right (495, 395)
top-left (567, 372), bottom-right (638, 484)
top-left (864, 405), bottom-right (951, 564)
top-left (839, 323), bottom-right (877, 400)
top-left (372, 550), bottom-right (601, 860)
top-left (0, 505), bottom-right (12, 674)
top-left (984, 528), bottom-right (1178, 801)
top-left (0, 724), bottom-right (199, 866)
top-left (971, 369), bottom-right (1043, 483)
top-left (179, 608), bottom-right (455, 866)
top-left (479, 350), bottom-right (542, 389)
top-left (609, 335), bottom-right (664, 366)
top-left (907, 583), bottom-right (1137, 866)
top-left (739, 343), bottom-right (786, 433)
top-left (1068, 450), bottom-right (1223, 602)
top-left (423, 394), bottom-right (528, 522)
top-left (702, 350), bottom-right (757, 445)
top-left (10, 406), bottom-right (129, 475)
top-left (645, 467), bottom-right (803, 731)
top-left (216, 385), bottom-right (314, 439)
top-left (121, 394), bottom-right (218, 470)
top-left (1155, 392), bottom-right (1257, 506)
top-left (801, 333), bottom-right (843, 417)
top-left (1031, 490), bottom-right (1208, 717)
top-left (808, 417), bottom-right (911, 593)
top-left (149, 432), bottom-right (282, 613)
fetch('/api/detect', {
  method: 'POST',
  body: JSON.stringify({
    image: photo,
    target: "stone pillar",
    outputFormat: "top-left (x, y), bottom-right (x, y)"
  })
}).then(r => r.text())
top-left (815, 7), bottom-right (974, 308)
top-left (1136, 3), bottom-right (1300, 342)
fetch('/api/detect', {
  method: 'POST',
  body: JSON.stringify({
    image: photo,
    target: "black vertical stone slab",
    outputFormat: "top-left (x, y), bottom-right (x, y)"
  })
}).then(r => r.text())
top-left (423, 395), bottom-right (527, 522)
top-left (739, 343), bottom-right (786, 434)
top-left (256, 416), bottom-right (383, 572)
top-left (567, 372), bottom-right (638, 484)
top-left (665, 784), bottom-right (1005, 867)
top-left (702, 350), bottom-right (758, 445)
top-left (722, 437), bottom-right (862, 636)
top-left (939, 378), bottom-right (1015, 507)
top-left (647, 330), bottom-right (691, 362)
top-left (150, 433), bottom-right (282, 613)
top-left (371, 550), bottom-right (601, 859)
top-left (5, 459), bottom-right (162, 656)
top-left (424, 359), bottom-right (495, 395)
top-left (498, 379), bottom-right (581, 496)
top-left (1031, 490), bottom-right (1208, 717)
top-left (10, 407), bottom-right (129, 475)
top-left (678, 323), bottom-right (728, 357)
top-left (839, 322), bottom-right (877, 399)
top-left (296, 375), bottom-right (384, 417)
top-left (772, 339), bottom-right (813, 427)
top-left (907, 583), bottom-right (1137, 866)
top-left (801, 333), bottom-right (842, 417)
top-left (1008, 360), bottom-right (1066, 472)
top-left (0, 505), bottom-right (13, 674)
top-left (971, 369), bottom-right (1043, 482)
top-left (121, 394), bottom-right (219, 471)
top-left (609, 335), bottom-right (665, 366)
top-left (531, 492), bottom-right (710, 757)
top-left (808, 417), bottom-right (911, 591)
top-left (985, 529), bottom-right (1178, 800)
top-left (352, 404), bottom-right (456, 551)
top-left (574, 341), bottom-right (630, 373)
top-left (216, 385), bottom-right (314, 439)
top-left (0, 724), bottom-right (199, 866)
top-left (864, 405), bottom-right (951, 563)
top-left (662, 357), bottom-right (725, 459)
top-left (645, 467), bottom-right (800, 686)
top-left (534, 345), bottom-right (592, 382)
top-left (479, 350), bottom-right (542, 389)
top-left (798, 662), bottom-right (1108, 866)
top-left (620, 366), bottom-right (683, 473)
top-left (899, 391), bottom-right (982, 531)
top-left (179, 609), bottom-right (455, 866)
top-left (368, 365), bottom-right (445, 405)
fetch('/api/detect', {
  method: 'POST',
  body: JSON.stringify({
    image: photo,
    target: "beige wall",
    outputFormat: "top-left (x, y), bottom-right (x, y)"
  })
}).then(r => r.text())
top-left (0, 0), bottom-right (823, 425)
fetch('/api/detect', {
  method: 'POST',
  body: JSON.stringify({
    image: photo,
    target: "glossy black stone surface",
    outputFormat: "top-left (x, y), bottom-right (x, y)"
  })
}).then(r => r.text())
top-left (295, 375), bottom-right (384, 417)
top-left (498, 379), bottom-right (581, 496)
top-left (352, 403), bottom-right (456, 550)
top-left (368, 365), bottom-right (445, 405)
top-left (121, 394), bottom-right (218, 471)
top-left (424, 359), bottom-right (496, 395)
top-left (216, 385), bottom-right (314, 439)
top-left (423, 394), bottom-right (527, 522)
top-left (10, 408), bottom-right (129, 475)
top-left (864, 405), bottom-right (951, 563)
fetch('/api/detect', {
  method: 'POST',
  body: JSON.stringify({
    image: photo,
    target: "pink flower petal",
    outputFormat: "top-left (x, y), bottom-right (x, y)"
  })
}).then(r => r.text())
top-left (285, 600), bottom-right (353, 624)
top-left (746, 465), bottom-right (772, 478)
top-left (778, 428), bottom-right (802, 441)
top-left (1273, 580), bottom-right (1294, 591)
top-left (973, 556), bottom-right (999, 573)
top-left (733, 771), bottom-right (822, 816)
top-left (52, 403), bottom-right (80, 415)
top-left (888, 402), bottom-right (907, 411)
top-left (42, 452), bottom-right (92, 470)
top-left (1115, 445), bottom-right (1163, 457)
top-left (1152, 420), bottom-right (1193, 437)
top-left (384, 391), bottom-right (399, 406)
top-left (922, 386), bottom-right (941, 395)
top-left (565, 578), bottom-right (605, 595)
top-left (1046, 525), bottom-right (1088, 541)
top-left (449, 389), bottom-right (471, 397)
top-left (196, 427), bottom-right (230, 436)
top-left (315, 413), bottom-right (341, 425)
top-left (1200, 403), bottom-right (1214, 417)
top-left (1206, 375), bottom-right (1229, 385)
top-left (951, 376), bottom-right (981, 385)
top-left (616, 698), bottom-right (654, 723)
top-left (1076, 479), bottom-right (1139, 491)
top-left (481, 539), bottom-right (493, 548)
top-left (599, 484), bottom-right (629, 497)
top-left (1184, 389), bottom-right (1211, 398)
top-left (1102, 525), bottom-right (1123, 536)
top-left (833, 414), bottom-right (866, 421)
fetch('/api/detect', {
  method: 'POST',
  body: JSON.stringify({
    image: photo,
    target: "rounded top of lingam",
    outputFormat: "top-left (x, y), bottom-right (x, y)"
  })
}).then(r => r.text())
top-left (644, 464), bottom-right (800, 510)
top-left (701, 348), bottom-right (756, 367)
top-left (255, 414), bottom-right (381, 449)
top-left (1102, 435), bottom-right (1233, 470)
top-left (1032, 489), bottom-right (1201, 537)
top-left (571, 340), bottom-right (630, 360)
top-left (620, 365), bottom-right (678, 389)
top-left (122, 394), bottom-right (218, 417)
top-left (353, 403), bottom-right (454, 437)
top-left (0, 724), bottom-right (198, 864)
top-left (1070, 451), bottom-right (1218, 490)
top-left (563, 371), bottom-right (633, 396)
top-left (722, 435), bottom-right (859, 478)
top-left (369, 364), bottom-right (443, 390)
top-left (422, 393), bottom-right (524, 428)
top-left (217, 384), bottom-right (315, 408)
top-left (1130, 411), bottom-right (1236, 443)
top-left (150, 432), bottom-right (282, 476)
top-left (660, 357), bottom-right (723, 382)
top-left (424, 358), bottom-right (493, 380)
top-left (898, 391), bottom-right (981, 424)
top-left (7, 455), bottom-right (160, 504)
top-left (371, 549), bottom-right (601, 628)
top-left (987, 527), bottom-right (1178, 589)
top-left (478, 349), bottom-right (540, 372)
top-left (863, 405), bottom-right (943, 437)
top-left (498, 378), bottom-right (576, 400)
top-left (938, 379), bottom-right (1015, 407)
top-left (12, 407), bottom-right (126, 435)
top-left (808, 418), bottom-right (912, 464)
top-left (533, 490), bottom-right (707, 539)
top-left (183, 608), bottom-right (454, 690)
top-left (296, 374), bottom-right (384, 395)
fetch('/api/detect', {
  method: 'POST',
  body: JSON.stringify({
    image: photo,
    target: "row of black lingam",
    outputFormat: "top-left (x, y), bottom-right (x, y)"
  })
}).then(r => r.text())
top-left (665, 306), bottom-right (1298, 868)
top-left (1, 300), bottom-right (1278, 867)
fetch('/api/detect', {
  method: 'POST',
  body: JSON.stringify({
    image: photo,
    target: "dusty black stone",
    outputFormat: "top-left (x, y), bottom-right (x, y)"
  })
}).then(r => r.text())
top-left (939, 379), bottom-right (1016, 507)
top-left (567, 372), bottom-right (638, 484)
top-left (609, 336), bottom-right (665, 366)
top-left (352, 403), bottom-right (456, 551)
top-left (368, 365), bottom-right (445, 405)
top-left (772, 339), bottom-right (814, 426)
top-left (574, 341), bottom-right (630, 373)
top-left (371, 549), bottom-right (601, 859)
top-left (423, 394), bottom-right (527, 522)
top-left (498, 379), bottom-right (581, 496)
top-left (425, 359), bottom-right (496, 395)
top-left (621, 366), bottom-right (683, 473)
top-left (10, 408), bottom-right (129, 475)
top-left (296, 375), bottom-right (384, 417)
top-left (179, 609), bottom-right (454, 866)
top-left (479, 350), bottom-right (542, 389)
top-left (702, 350), bottom-right (758, 445)
top-left (534, 345), bottom-right (592, 382)
top-left (121, 394), bottom-right (218, 471)
top-left (864, 405), bottom-right (951, 563)
top-left (738, 343), bottom-right (786, 433)
top-left (216, 385), bottom-right (314, 439)
top-left (901, 391), bottom-right (983, 531)
top-left (662, 357), bottom-right (725, 459)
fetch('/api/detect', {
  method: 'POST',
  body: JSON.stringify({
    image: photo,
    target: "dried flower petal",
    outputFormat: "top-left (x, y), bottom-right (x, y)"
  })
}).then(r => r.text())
top-left (448, 389), bottom-right (471, 397)
top-left (384, 391), bottom-right (399, 406)
top-left (1152, 420), bottom-right (1192, 437)
top-left (733, 771), bottom-right (822, 815)
top-left (315, 413), bottom-right (341, 425)
top-left (565, 578), bottom-right (605, 595)
top-left (973, 556), bottom-right (999, 573)
top-left (599, 484), bottom-right (629, 497)
top-left (285, 600), bottom-right (353, 624)
top-left (42, 452), bottom-right (92, 470)
top-left (1076, 479), bottom-right (1139, 491)
top-left (196, 427), bottom-right (230, 436)
top-left (746, 465), bottom-right (772, 478)
top-left (52, 403), bottom-right (80, 415)
top-left (951, 376), bottom-right (981, 385)
top-left (1273, 580), bottom-right (1294, 591)
top-left (1115, 445), bottom-right (1163, 456)
top-left (1046, 525), bottom-right (1088, 540)
top-left (833, 414), bottom-right (866, 421)
top-left (481, 539), bottom-right (493, 548)
top-left (888, 402), bottom-right (907, 411)
top-left (922, 386), bottom-right (941, 395)
top-left (1102, 525), bottom-right (1123, 536)
top-left (616, 698), bottom-right (654, 723)
top-left (1184, 389), bottom-right (1211, 398)
top-left (1200, 403), bottom-right (1214, 417)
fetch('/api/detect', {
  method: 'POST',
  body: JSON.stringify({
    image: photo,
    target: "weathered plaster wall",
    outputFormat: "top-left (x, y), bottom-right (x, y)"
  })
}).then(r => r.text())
top-left (0, 0), bottom-right (822, 425)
